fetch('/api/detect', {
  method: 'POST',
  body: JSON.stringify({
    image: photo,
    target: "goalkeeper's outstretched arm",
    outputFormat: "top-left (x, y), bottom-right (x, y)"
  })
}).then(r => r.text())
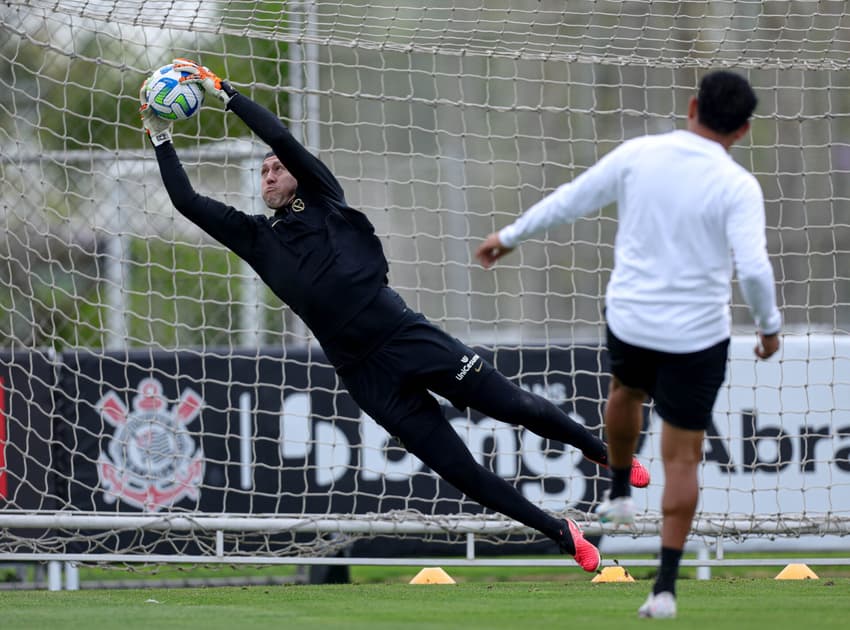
top-left (151, 142), bottom-right (258, 262)
top-left (176, 60), bottom-right (344, 200)
top-left (140, 70), bottom-right (258, 262)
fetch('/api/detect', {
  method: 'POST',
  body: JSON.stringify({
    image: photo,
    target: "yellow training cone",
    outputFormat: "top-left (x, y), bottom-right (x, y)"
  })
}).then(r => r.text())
top-left (409, 567), bottom-right (457, 584)
top-left (775, 563), bottom-right (819, 580)
top-left (592, 566), bottom-right (635, 583)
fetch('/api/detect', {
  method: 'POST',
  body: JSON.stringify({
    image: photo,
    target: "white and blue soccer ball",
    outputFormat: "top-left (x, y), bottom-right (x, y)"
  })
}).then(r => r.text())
top-left (144, 64), bottom-right (205, 120)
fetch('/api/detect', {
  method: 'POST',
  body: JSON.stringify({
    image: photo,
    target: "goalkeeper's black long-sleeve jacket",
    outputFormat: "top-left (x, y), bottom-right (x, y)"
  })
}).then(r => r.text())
top-left (154, 93), bottom-right (410, 367)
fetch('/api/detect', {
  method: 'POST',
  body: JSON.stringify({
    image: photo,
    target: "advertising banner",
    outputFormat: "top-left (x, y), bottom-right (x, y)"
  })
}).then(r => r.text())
top-left (57, 345), bottom-right (610, 554)
top-left (4, 336), bottom-right (845, 555)
top-left (0, 349), bottom-right (57, 548)
top-left (0, 349), bottom-right (56, 510)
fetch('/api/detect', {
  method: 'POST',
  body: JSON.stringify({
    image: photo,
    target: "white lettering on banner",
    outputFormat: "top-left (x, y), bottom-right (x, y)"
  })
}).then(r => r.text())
top-left (449, 416), bottom-right (518, 477)
top-left (264, 336), bottom-right (848, 533)
top-left (314, 421), bottom-right (351, 486)
top-left (360, 417), bottom-right (421, 481)
top-left (238, 392), bottom-right (252, 490)
top-left (635, 335), bottom-right (850, 522)
top-left (279, 392), bottom-right (311, 459)
top-left (520, 414), bottom-right (586, 510)
top-left (274, 388), bottom-right (586, 507)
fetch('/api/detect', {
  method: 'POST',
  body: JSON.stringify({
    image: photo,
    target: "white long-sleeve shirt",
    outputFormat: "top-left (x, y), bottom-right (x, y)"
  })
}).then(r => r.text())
top-left (499, 129), bottom-right (781, 353)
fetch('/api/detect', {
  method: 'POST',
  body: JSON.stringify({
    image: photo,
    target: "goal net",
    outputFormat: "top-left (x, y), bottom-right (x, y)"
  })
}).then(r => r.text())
top-left (1, 0), bottom-right (848, 564)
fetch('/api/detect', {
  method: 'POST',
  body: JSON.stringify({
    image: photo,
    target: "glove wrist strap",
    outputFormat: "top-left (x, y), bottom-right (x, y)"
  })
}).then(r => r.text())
top-left (149, 129), bottom-right (172, 147)
top-left (220, 81), bottom-right (238, 107)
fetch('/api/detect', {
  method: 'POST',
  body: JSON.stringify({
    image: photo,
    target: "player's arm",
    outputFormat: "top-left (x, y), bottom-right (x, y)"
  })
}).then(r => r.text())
top-left (174, 60), bottom-right (345, 200)
top-left (726, 177), bottom-right (782, 359)
top-left (140, 89), bottom-right (258, 261)
top-left (475, 144), bottom-right (626, 268)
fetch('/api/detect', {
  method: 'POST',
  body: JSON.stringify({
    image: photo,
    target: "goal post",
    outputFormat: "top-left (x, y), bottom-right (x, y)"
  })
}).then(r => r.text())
top-left (1, 0), bottom-right (849, 570)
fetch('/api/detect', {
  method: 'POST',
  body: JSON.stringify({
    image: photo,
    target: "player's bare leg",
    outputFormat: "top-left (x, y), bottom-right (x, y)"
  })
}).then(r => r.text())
top-left (596, 377), bottom-right (646, 523)
top-left (604, 376), bottom-right (645, 469)
top-left (639, 421), bottom-right (704, 619)
top-left (660, 421), bottom-right (703, 550)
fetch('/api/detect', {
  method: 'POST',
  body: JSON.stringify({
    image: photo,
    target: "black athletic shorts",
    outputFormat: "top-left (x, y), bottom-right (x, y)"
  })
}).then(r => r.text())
top-left (337, 312), bottom-right (496, 446)
top-left (606, 326), bottom-right (730, 431)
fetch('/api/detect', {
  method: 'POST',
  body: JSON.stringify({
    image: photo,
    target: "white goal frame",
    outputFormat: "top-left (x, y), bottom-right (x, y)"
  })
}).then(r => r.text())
top-left (2, 1), bottom-right (849, 587)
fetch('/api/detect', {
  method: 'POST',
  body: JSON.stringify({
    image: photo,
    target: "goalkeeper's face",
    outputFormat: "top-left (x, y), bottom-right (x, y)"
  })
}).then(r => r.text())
top-left (260, 155), bottom-right (298, 209)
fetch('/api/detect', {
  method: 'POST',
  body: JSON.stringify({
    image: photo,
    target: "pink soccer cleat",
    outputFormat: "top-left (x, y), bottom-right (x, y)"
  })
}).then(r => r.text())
top-left (629, 457), bottom-right (651, 488)
top-left (587, 455), bottom-right (651, 488)
top-left (558, 518), bottom-right (602, 573)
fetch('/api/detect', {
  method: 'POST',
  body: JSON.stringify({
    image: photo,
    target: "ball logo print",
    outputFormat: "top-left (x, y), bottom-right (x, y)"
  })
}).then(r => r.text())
top-left (144, 64), bottom-right (204, 120)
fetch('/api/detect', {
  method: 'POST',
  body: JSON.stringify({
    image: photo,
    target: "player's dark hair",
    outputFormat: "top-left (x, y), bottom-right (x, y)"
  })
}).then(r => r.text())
top-left (697, 71), bottom-right (757, 134)
top-left (263, 150), bottom-right (276, 160)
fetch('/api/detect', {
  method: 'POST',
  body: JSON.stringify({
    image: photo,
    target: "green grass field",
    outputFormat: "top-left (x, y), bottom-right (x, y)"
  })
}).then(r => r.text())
top-left (1, 576), bottom-right (848, 629)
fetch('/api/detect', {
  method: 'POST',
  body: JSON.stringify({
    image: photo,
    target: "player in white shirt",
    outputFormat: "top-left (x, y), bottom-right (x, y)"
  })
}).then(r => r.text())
top-left (476, 71), bottom-right (781, 618)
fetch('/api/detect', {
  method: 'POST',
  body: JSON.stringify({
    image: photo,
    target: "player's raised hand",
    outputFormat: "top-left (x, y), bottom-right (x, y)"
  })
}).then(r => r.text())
top-left (173, 58), bottom-right (236, 106)
top-left (755, 332), bottom-right (780, 360)
top-left (475, 232), bottom-right (514, 269)
top-left (138, 76), bottom-right (173, 146)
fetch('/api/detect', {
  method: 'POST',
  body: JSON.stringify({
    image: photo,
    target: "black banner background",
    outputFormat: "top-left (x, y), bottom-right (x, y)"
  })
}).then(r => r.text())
top-left (4, 345), bottom-right (616, 556)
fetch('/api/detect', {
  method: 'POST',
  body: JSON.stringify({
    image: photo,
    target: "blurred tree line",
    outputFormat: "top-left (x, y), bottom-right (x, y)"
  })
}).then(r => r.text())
top-left (0, 5), bottom-right (291, 350)
top-left (2, 2), bottom-right (847, 351)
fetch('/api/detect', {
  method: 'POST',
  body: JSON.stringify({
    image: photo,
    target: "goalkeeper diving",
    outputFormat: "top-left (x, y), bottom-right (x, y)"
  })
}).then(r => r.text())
top-left (141, 59), bottom-right (653, 573)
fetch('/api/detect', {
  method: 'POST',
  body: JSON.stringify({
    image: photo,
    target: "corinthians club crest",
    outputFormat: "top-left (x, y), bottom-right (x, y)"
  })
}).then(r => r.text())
top-left (96, 378), bottom-right (205, 512)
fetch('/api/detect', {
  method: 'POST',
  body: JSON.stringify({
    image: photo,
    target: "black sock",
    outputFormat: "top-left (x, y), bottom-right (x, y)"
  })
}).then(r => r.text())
top-left (609, 466), bottom-right (631, 500)
top-left (556, 520), bottom-right (575, 556)
top-left (653, 547), bottom-right (683, 596)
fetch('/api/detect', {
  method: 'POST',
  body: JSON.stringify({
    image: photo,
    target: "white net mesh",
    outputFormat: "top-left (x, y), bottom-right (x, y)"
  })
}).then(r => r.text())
top-left (1, 1), bottom-right (849, 561)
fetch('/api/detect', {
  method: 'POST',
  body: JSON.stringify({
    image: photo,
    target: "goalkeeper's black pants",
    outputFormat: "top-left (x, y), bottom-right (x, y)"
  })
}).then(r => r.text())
top-left (400, 368), bottom-right (601, 544)
top-left (345, 369), bottom-right (606, 544)
top-left (338, 312), bottom-right (609, 544)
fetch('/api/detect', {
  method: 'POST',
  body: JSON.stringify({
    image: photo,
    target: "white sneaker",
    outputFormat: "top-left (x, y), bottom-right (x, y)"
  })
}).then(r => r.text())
top-left (595, 493), bottom-right (636, 525)
top-left (637, 591), bottom-right (677, 619)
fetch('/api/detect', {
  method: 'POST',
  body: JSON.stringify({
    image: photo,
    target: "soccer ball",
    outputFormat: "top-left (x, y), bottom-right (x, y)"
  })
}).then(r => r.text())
top-left (144, 64), bottom-right (205, 120)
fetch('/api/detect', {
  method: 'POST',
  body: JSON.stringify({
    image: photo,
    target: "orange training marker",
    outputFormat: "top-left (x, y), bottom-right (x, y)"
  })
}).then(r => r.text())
top-left (409, 567), bottom-right (457, 584)
top-left (592, 566), bottom-right (635, 583)
top-left (775, 563), bottom-right (819, 580)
